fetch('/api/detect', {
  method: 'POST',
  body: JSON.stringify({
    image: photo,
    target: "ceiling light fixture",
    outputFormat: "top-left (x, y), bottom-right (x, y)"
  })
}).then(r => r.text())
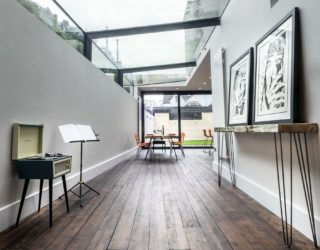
top-left (198, 87), bottom-right (202, 90)
top-left (203, 82), bottom-right (207, 85)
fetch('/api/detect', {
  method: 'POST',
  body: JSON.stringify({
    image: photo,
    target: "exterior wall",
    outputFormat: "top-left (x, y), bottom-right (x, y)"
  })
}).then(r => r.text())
top-left (0, 0), bottom-right (137, 231)
top-left (191, 0), bottom-right (320, 240)
top-left (154, 113), bottom-right (213, 140)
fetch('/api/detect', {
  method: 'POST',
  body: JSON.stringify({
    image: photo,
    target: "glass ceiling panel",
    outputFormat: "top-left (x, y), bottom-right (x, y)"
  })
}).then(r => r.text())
top-left (93, 27), bottom-right (213, 68)
top-left (56, 0), bottom-right (229, 31)
top-left (124, 67), bottom-right (191, 86)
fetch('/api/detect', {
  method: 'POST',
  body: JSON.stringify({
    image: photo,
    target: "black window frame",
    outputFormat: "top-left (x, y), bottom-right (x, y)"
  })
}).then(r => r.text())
top-left (141, 90), bottom-right (212, 148)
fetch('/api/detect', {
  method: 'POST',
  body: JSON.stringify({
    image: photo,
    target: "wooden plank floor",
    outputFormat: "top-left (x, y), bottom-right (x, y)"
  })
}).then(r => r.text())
top-left (0, 150), bottom-right (315, 249)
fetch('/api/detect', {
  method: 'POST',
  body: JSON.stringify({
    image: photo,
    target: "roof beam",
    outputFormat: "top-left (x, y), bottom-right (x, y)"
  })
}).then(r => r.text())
top-left (87, 17), bottom-right (220, 39)
top-left (120, 61), bottom-right (196, 73)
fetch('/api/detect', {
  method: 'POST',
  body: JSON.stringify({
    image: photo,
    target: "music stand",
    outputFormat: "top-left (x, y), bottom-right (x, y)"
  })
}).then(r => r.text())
top-left (59, 124), bottom-right (100, 207)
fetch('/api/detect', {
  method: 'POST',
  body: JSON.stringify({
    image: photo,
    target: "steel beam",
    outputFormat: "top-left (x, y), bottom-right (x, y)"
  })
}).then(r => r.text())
top-left (87, 17), bottom-right (220, 39)
top-left (120, 61), bottom-right (196, 73)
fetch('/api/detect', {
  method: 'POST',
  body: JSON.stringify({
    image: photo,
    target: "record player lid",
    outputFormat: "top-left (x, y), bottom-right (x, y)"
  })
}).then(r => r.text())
top-left (12, 123), bottom-right (43, 160)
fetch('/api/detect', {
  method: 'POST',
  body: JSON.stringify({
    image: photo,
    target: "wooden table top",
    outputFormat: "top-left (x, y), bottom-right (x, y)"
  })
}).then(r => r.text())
top-left (145, 134), bottom-right (179, 139)
top-left (214, 123), bottom-right (318, 133)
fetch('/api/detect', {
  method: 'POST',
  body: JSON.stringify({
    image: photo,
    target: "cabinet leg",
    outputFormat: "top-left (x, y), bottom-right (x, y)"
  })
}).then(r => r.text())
top-left (62, 175), bottom-right (70, 213)
top-left (38, 179), bottom-right (43, 212)
top-left (49, 179), bottom-right (53, 227)
top-left (16, 179), bottom-right (30, 226)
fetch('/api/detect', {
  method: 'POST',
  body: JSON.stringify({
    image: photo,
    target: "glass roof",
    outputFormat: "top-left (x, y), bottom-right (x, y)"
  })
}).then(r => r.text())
top-left (23, 0), bottom-right (230, 86)
top-left (124, 67), bottom-right (192, 86)
top-left (93, 26), bottom-right (213, 69)
top-left (56, 0), bottom-right (229, 31)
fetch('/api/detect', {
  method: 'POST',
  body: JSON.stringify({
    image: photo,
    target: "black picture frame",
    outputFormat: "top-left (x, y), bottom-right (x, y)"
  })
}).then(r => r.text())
top-left (252, 8), bottom-right (300, 124)
top-left (228, 48), bottom-right (253, 126)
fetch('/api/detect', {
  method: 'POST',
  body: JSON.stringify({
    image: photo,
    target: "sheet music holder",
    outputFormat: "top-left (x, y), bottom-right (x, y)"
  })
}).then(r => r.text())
top-left (59, 124), bottom-right (100, 207)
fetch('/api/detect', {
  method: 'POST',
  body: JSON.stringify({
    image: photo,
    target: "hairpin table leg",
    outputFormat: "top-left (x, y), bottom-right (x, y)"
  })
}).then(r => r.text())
top-left (274, 133), bottom-right (292, 247)
top-left (294, 133), bottom-right (318, 248)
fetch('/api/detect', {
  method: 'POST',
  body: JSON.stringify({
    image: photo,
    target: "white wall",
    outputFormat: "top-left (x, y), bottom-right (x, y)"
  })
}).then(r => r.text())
top-left (0, 0), bottom-right (137, 230)
top-left (207, 0), bottom-right (320, 241)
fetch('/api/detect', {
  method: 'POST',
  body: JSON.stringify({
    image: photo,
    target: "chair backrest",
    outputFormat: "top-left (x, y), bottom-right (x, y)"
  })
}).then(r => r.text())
top-left (208, 129), bottom-right (213, 137)
top-left (180, 132), bottom-right (185, 144)
top-left (203, 129), bottom-right (208, 137)
top-left (134, 133), bottom-right (140, 145)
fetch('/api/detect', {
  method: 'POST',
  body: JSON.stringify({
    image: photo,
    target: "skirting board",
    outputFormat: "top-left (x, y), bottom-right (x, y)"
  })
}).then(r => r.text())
top-left (0, 146), bottom-right (137, 232)
top-left (212, 160), bottom-right (320, 242)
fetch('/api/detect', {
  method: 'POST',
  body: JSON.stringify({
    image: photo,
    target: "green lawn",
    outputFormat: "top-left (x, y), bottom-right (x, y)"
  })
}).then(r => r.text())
top-left (183, 140), bottom-right (211, 146)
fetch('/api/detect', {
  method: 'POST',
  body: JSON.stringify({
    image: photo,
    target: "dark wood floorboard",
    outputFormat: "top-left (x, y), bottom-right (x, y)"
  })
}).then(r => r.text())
top-left (0, 150), bottom-right (316, 249)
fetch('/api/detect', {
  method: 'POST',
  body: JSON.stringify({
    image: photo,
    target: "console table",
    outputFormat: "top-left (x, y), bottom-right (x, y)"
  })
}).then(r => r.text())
top-left (214, 123), bottom-right (318, 248)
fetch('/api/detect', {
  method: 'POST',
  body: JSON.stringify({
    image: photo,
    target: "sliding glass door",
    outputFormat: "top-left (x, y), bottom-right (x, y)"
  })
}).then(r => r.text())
top-left (143, 94), bottom-right (179, 138)
top-left (180, 94), bottom-right (213, 147)
top-left (142, 92), bottom-right (213, 148)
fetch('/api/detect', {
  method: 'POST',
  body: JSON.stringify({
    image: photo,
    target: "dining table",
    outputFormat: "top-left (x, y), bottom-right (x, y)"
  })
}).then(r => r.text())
top-left (144, 134), bottom-right (179, 160)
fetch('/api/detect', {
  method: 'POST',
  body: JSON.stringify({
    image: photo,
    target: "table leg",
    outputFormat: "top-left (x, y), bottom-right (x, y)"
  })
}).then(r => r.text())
top-left (227, 132), bottom-right (236, 186)
top-left (217, 132), bottom-right (223, 187)
top-left (49, 179), bottom-right (53, 227)
top-left (38, 179), bottom-right (44, 212)
top-left (16, 179), bottom-right (30, 226)
top-left (293, 133), bottom-right (318, 248)
top-left (62, 175), bottom-right (70, 213)
top-left (274, 133), bottom-right (292, 247)
top-left (145, 138), bottom-right (153, 160)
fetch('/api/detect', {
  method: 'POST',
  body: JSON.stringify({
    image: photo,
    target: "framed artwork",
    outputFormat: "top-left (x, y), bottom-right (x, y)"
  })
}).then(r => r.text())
top-left (228, 48), bottom-right (253, 126)
top-left (253, 8), bottom-right (300, 124)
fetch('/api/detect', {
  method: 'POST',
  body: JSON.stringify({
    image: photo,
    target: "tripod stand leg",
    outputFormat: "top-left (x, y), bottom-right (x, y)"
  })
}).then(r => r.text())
top-left (80, 182), bottom-right (83, 208)
top-left (83, 182), bottom-right (100, 195)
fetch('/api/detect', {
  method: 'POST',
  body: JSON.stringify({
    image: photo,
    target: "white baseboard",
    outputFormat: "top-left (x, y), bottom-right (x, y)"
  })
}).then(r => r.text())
top-left (212, 160), bottom-right (319, 242)
top-left (0, 147), bottom-right (137, 232)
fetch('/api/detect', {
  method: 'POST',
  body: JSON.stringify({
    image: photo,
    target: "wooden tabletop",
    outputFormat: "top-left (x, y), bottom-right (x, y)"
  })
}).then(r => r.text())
top-left (145, 134), bottom-right (179, 139)
top-left (214, 123), bottom-right (318, 133)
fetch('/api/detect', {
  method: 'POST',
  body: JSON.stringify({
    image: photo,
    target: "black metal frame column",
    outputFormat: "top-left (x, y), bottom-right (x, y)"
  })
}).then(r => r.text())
top-left (116, 70), bottom-right (123, 87)
top-left (177, 94), bottom-right (181, 142)
top-left (84, 34), bottom-right (92, 61)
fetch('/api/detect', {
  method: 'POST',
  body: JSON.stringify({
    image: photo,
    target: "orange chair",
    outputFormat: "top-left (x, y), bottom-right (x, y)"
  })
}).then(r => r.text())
top-left (134, 134), bottom-right (150, 158)
top-left (207, 129), bottom-right (215, 155)
top-left (170, 132), bottom-right (185, 159)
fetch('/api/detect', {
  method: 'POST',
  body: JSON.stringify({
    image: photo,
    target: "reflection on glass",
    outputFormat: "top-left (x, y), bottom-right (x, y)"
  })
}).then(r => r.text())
top-left (91, 42), bottom-right (117, 81)
top-left (93, 27), bottom-right (213, 68)
top-left (144, 95), bottom-right (178, 138)
top-left (124, 68), bottom-right (191, 86)
top-left (180, 94), bottom-right (213, 147)
top-left (18, 0), bottom-right (84, 54)
top-left (56, 0), bottom-right (229, 31)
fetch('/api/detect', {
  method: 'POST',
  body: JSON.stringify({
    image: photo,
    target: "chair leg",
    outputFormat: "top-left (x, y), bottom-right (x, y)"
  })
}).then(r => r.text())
top-left (203, 137), bottom-right (208, 152)
top-left (180, 145), bottom-right (185, 158)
